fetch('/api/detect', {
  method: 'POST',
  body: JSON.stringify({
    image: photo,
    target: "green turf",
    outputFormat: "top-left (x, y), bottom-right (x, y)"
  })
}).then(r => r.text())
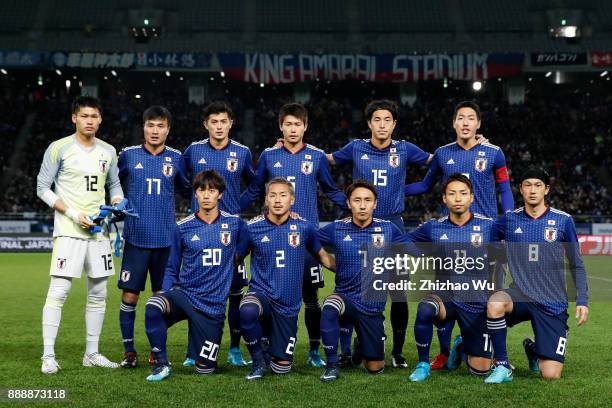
top-left (0, 254), bottom-right (611, 407)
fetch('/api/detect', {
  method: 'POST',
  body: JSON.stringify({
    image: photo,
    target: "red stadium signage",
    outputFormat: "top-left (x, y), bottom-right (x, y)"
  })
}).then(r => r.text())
top-left (577, 235), bottom-right (612, 256)
top-left (591, 52), bottom-right (612, 67)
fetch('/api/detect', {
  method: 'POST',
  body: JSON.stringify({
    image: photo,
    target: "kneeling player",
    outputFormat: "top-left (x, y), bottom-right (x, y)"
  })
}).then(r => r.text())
top-left (485, 168), bottom-right (589, 383)
top-left (406, 173), bottom-right (497, 381)
top-left (317, 180), bottom-right (406, 382)
top-left (237, 177), bottom-right (335, 380)
top-left (144, 170), bottom-right (246, 381)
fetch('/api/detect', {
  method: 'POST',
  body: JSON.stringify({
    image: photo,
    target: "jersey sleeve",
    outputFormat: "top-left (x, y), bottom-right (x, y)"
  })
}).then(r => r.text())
top-left (36, 143), bottom-right (61, 207)
top-left (317, 222), bottom-right (336, 247)
top-left (240, 152), bottom-right (267, 211)
top-left (331, 140), bottom-right (354, 165)
top-left (404, 151), bottom-right (441, 196)
top-left (175, 154), bottom-right (192, 198)
top-left (235, 222), bottom-right (252, 259)
top-left (492, 214), bottom-right (507, 241)
top-left (242, 149), bottom-right (256, 185)
top-left (405, 222), bottom-right (432, 243)
top-left (317, 154), bottom-right (349, 210)
top-left (162, 224), bottom-right (183, 291)
top-left (493, 149), bottom-right (514, 212)
top-left (117, 150), bottom-right (128, 182)
top-left (405, 142), bottom-right (431, 166)
top-left (305, 223), bottom-right (322, 255)
top-left (563, 217), bottom-right (588, 306)
top-left (105, 148), bottom-right (124, 202)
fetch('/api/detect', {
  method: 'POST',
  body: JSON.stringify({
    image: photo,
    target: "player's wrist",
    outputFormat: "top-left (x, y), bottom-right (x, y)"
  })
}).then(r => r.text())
top-left (64, 207), bottom-right (81, 223)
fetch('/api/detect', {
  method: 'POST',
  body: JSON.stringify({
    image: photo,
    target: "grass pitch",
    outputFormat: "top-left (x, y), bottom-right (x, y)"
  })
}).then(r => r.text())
top-left (0, 254), bottom-right (610, 407)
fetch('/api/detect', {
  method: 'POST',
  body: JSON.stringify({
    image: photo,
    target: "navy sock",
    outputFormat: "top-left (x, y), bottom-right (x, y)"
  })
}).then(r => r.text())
top-left (305, 303), bottom-right (322, 352)
top-left (119, 301), bottom-right (137, 353)
top-left (487, 316), bottom-right (510, 368)
top-left (339, 322), bottom-right (353, 355)
top-left (240, 304), bottom-right (264, 364)
top-left (144, 303), bottom-right (168, 364)
top-left (391, 301), bottom-right (408, 356)
top-left (228, 293), bottom-right (242, 349)
top-left (320, 306), bottom-right (340, 365)
top-left (437, 319), bottom-right (454, 356)
top-left (414, 301), bottom-right (437, 363)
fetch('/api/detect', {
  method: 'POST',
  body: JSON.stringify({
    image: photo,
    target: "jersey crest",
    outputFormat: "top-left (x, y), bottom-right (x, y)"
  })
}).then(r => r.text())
top-left (288, 232), bottom-right (300, 248)
top-left (163, 163), bottom-right (173, 177)
top-left (220, 230), bottom-right (232, 246)
top-left (372, 233), bottom-right (385, 248)
top-left (301, 160), bottom-right (313, 175)
top-left (471, 232), bottom-right (483, 247)
top-left (544, 227), bottom-right (557, 242)
top-left (99, 159), bottom-right (108, 173)
top-left (389, 153), bottom-right (400, 168)
top-left (475, 157), bottom-right (487, 172)
top-left (227, 157), bottom-right (239, 172)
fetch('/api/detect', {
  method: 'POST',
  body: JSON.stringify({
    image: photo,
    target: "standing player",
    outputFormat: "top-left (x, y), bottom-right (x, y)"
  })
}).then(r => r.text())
top-left (37, 96), bottom-right (124, 373)
top-left (406, 174), bottom-right (496, 381)
top-left (317, 180), bottom-right (406, 382)
top-left (404, 100), bottom-right (514, 369)
top-left (116, 106), bottom-right (190, 368)
top-left (327, 100), bottom-right (431, 367)
top-left (237, 177), bottom-right (336, 380)
top-left (181, 101), bottom-right (254, 366)
top-left (485, 168), bottom-right (588, 383)
top-left (144, 170), bottom-right (247, 381)
top-left (240, 103), bottom-right (347, 367)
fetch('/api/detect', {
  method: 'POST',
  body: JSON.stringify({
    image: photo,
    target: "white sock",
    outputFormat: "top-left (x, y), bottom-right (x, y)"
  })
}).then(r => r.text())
top-left (42, 277), bottom-right (72, 357)
top-left (85, 277), bottom-right (108, 355)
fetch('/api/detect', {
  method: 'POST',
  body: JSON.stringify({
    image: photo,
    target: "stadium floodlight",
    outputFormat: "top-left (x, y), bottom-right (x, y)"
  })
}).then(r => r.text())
top-left (111, 70), bottom-right (117, 77)
top-left (37, 74), bottom-right (43, 86)
top-left (135, 94), bottom-right (141, 99)
top-left (545, 71), bottom-right (552, 78)
top-left (443, 78), bottom-right (448, 88)
top-left (179, 76), bottom-right (184, 81)
top-left (0, 69), bottom-right (7, 75)
top-left (472, 81), bottom-right (482, 91)
top-left (220, 71), bottom-right (226, 78)
top-left (65, 80), bottom-right (71, 90)
top-left (600, 71), bottom-right (608, 77)
top-left (55, 69), bottom-right (62, 76)
top-left (260, 83), bottom-right (265, 88)
top-left (165, 71), bottom-right (171, 77)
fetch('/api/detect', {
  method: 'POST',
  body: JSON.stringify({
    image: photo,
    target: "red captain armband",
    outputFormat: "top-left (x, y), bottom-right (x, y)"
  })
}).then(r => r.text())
top-left (495, 166), bottom-right (510, 183)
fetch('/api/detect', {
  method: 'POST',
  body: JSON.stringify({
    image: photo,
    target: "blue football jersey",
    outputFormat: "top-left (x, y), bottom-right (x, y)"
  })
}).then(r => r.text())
top-left (240, 144), bottom-right (347, 226)
top-left (495, 207), bottom-right (588, 316)
top-left (318, 218), bottom-right (405, 315)
top-left (407, 213), bottom-right (497, 312)
top-left (332, 139), bottom-right (430, 218)
top-left (118, 145), bottom-right (190, 248)
top-left (182, 139), bottom-right (254, 214)
top-left (407, 142), bottom-right (512, 217)
top-left (162, 211), bottom-right (247, 315)
top-left (237, 215), bottom-right (322, 317)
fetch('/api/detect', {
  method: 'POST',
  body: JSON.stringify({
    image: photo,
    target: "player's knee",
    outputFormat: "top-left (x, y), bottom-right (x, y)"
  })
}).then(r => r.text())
top-left (195, 360), bottom-right (216, 375)
top-left (145, 294), bottom-right (169, 316)
top-left (467, 357), bottom-right (491, 376)
top-left (540, 365), bottom-right (563, 380)
top-left (322, 294), bottom-right (344, 317)
top-left (122, 290), bottom-right (140, 304)
top-left (45, 277), bottom-right (72, 309)
top-left (416, 297), bottom-right (439, 323)
top-left (239, 296), bottom-right (261, 327)
top-left (270, 358), bottom-right (292, 375)
top-left (486, 293), bottom-right (508, 317)
top-left (365, 360), bottom-right (385, 374)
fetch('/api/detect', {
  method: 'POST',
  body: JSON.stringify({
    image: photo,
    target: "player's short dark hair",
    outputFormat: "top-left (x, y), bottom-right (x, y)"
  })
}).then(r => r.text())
top-left (345, 179), bottom-right (378, 200)
top-left (364, 99), bottom-right (399, 121)
top-left (143, 105), bottom-right (172, 127)
top-left (442, 173), bottom-right (473, 194)
top-left (453, 100), bottom-right (481, 121)
top-left (192, 169), bottom-right (226, 193)
top-left (521, 166), bottom-right (550, 185)
top-left (72, 95), bottom-right (102, 115)
top-left (278, 103), bottom-right (308, 126)
top-left (202, 101), bottom-right (234, 122)
top-left (265, 177), bottom-right (295, 196)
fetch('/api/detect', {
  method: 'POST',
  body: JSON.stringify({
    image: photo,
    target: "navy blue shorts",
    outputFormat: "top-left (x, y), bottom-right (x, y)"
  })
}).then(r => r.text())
top-left (232, 260), bottom-right (249, 291)
top-left (118, 242), bottom-right (170, 292)
top-left (442, 302), bottom-right (491, 359)
top-left (248, 291), bottom-right (298, 362)
top-left (336, 293), bottom-right (386, 361)
top-left (303, 250), bottom-right (324, 289)
top-left (161, 290), bottom-right (225, 368)
top-left (504, 287), bottom-right (570, 363)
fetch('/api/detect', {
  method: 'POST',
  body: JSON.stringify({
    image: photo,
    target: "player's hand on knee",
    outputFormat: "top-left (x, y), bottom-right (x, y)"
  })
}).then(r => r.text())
top-left (575, 305), bottom-right (589, 326)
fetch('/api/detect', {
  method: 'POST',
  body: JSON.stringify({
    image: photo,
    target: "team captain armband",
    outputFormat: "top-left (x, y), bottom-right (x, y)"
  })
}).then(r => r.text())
top-left (495, 166), bottom-right (510, 183)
